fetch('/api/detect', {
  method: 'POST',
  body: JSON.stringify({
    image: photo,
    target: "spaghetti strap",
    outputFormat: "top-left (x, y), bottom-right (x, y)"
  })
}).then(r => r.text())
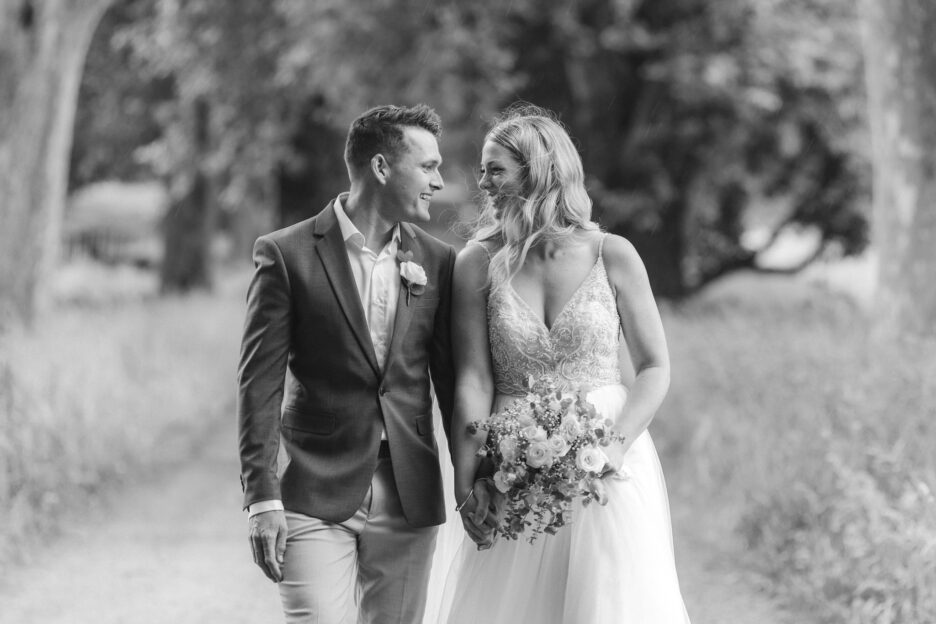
top-left (466, 239), bottom-right (496, 262)
top-left (597, 232), bottom-right (608, 261)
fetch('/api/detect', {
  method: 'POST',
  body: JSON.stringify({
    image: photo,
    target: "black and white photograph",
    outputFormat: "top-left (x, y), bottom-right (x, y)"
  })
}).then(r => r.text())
top-left (1, 1), bottom-right (934, 622)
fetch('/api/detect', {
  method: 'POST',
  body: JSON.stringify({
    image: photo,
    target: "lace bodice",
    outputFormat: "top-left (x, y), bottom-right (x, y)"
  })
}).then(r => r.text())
top-left (486, 236), bottom-right (623, 396)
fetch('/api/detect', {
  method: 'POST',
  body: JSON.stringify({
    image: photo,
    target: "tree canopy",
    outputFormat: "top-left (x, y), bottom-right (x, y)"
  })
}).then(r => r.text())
top-left (69, 0), bottom-right (870, 296)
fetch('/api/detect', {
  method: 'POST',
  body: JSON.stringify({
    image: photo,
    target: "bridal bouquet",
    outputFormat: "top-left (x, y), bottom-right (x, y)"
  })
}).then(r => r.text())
top-left (468, 375), bottom-right (625, 543)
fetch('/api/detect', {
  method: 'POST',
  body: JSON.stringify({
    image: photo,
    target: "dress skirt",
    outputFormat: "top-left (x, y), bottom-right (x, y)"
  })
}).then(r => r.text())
top-left (429, 384), bottom-right (691, 624)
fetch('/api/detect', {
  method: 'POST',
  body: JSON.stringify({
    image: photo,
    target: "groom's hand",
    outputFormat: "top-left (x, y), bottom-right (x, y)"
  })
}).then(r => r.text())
top-left (458, 479), bottom-right (503, 549)
top-left (249, 509), bottom-right (287, 582)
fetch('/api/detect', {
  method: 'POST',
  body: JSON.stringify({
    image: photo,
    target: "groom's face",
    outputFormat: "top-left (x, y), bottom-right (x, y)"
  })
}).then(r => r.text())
top-left (380, 127), bottom-right (444, 223)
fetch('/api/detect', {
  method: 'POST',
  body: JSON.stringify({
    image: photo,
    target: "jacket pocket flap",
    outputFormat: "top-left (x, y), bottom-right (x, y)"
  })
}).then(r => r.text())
top-left (415, 414), bottom-right (432, 436)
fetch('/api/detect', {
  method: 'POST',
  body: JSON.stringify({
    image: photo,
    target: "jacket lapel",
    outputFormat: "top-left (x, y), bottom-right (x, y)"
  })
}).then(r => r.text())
top-left (313, 204), bottom-right (381, 378)
top-left (384, 222), bottom-right (421, 375)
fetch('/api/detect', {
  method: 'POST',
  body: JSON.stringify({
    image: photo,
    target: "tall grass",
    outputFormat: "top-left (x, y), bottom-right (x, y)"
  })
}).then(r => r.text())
top-left (660, 274), bottom-right (936, 623)
top-left (0, 273), bottom-right (246, 566)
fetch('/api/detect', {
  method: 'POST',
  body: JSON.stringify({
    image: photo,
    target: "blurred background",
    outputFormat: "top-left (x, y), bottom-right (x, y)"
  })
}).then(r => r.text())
top-left (1, 0), bottom-right (935, 622)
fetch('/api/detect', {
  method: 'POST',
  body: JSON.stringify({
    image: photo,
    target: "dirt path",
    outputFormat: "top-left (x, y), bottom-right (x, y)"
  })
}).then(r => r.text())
top-left (0, 428), bottom-right (281, 624)
top-left (0, 428), bottom-right (805, 624)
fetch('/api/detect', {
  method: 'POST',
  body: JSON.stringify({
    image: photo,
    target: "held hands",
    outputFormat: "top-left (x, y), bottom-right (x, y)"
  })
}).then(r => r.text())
top-left (248, 509), bottom-right (287, 582)
top-left (457, 478), bottom-right (504, 550)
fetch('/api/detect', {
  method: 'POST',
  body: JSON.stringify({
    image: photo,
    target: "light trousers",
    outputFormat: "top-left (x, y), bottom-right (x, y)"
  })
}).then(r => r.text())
top-left (279, 456), bottom-right (439, 624)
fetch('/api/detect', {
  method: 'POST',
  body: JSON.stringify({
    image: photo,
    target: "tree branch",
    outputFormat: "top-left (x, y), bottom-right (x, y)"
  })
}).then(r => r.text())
top-left (686, 219), bottom-right (827, 296)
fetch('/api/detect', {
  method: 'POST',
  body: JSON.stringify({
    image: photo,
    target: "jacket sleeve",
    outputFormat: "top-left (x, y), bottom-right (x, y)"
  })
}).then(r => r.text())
top-left (430, 244), bottom-right (457, 452)
top-left (237, 236), bottom-right (292, 509)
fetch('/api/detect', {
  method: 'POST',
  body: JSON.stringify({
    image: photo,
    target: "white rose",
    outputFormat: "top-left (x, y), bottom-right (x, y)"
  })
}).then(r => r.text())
top-left (575, 446), bottom-right (608, 474)
top-left (525, 441), bottom-right (554, 469)
top-left (529, 426), bottom-right (548, 441)
top-left (559, 414), bottom-right (583, 439)
top-left (399, 261), bottom-right (427, 286)
top-left (493, 470), bottom-right (513, 493)
top-left (546, 434), bottom-right (571, 457)
top-left (498, 438), bottom-right (520, 464)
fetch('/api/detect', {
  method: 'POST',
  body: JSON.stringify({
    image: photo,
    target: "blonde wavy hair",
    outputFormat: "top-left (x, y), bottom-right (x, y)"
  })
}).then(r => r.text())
top-left (471, 104), bottom-right (597, 290)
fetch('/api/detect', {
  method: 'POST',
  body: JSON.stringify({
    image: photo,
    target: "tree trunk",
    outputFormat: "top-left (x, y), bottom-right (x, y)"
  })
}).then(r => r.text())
top-left (625, 201), bottom-right (689, 299)
top-left (227, 175), bottom-right (276, 264)
top-left (160, 97), bottom-right (216, 293)
top-left (0, 0), bottom-right (111, 323)
top-left (861, 0), bottom-right (936, 339)
top-left (276, 104), bottom-right (347, 228)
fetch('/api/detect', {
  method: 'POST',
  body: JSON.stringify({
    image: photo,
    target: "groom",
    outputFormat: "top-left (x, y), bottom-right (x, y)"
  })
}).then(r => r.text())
top-left (237, 104), bottom-right (456, 623)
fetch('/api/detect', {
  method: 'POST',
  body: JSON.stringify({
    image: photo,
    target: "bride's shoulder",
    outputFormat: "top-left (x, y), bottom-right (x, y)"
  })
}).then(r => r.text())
top-left (599, 233), bottom-right (650, 283)
top-left (458, 240), bottom-right (496, 265)
top-left (454, 240), bottom-right (494, 286)
top-left (464, 238), bottom-right (497, 255)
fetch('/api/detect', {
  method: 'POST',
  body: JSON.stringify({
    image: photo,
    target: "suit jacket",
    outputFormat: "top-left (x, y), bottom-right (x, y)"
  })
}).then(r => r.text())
top-left (237, 200), bottom-right (456, 528)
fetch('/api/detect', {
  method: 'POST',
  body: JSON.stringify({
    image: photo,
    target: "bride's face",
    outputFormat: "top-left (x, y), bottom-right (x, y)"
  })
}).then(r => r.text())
top-left (479, 140), bottom-right (524, 218)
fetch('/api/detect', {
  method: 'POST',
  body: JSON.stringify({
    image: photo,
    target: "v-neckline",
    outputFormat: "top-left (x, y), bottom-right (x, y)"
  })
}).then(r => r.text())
top-left (507, 257), bottom-right (602, 334)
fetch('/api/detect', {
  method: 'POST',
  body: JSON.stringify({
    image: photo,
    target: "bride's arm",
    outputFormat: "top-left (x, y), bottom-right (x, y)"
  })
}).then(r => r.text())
top-left (451, 244), bottom-right (497, 538)
top-left (602, 234), bottom-right (671, 450)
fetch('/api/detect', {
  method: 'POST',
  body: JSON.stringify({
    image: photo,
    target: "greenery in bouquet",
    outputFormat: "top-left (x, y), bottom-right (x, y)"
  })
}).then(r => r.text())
top-left (468, 375), bottom-right (626, 543)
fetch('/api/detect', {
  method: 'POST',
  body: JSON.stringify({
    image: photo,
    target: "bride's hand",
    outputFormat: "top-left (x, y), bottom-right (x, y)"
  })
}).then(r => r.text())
top-left (472, 478), bottom-right (505, 526)
top-left (599, 440), bottom-right (632, 481)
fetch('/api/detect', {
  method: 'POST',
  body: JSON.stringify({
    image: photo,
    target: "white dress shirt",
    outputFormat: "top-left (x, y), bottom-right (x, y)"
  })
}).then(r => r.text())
top-left (248, 196), bottom-right (402, 518)
top-left (333, 196), bottom-right (402, 371)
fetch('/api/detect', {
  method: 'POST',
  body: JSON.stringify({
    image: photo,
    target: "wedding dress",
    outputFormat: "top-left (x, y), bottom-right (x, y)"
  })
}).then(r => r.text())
top-left (432, 235), bottom-right (691, 623)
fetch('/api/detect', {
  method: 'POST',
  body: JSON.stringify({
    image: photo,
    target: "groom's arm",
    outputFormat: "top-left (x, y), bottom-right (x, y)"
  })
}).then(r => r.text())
top-left (238, 236), bottom-right (292, 582)
top-left (238, 235), bottom-right (291, 507)
top-left (247, 500), bottom-right (284, 516)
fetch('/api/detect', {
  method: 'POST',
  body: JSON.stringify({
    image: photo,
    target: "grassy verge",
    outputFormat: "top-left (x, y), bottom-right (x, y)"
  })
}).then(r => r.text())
top-left (0, 272), bottom-right (246, 566)
top-left (658, 273), bottom-right (936, 623)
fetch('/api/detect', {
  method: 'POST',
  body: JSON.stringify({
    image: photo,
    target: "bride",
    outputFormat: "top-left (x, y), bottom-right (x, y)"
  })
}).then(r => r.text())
top-left (436, 105), bottom-right (691, 623)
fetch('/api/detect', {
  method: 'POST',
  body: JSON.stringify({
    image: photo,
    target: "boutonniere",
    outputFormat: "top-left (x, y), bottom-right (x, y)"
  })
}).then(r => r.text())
top-left (396, 250), bottom-right (427, 304)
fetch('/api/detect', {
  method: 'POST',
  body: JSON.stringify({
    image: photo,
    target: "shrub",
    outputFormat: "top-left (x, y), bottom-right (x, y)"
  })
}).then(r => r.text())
top-left (0, 279), bottom-right (245, 565)
top-left (660, 274), bottom-right (936, 621)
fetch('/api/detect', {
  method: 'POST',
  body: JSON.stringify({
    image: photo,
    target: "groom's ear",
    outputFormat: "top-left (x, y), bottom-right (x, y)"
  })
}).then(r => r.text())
top-left (370, 154), bottom-right (390, 184)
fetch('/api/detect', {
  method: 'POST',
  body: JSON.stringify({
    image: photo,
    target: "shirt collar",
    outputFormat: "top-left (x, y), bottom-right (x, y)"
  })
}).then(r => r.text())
top-left (333, 194), bottom-right (401, 252)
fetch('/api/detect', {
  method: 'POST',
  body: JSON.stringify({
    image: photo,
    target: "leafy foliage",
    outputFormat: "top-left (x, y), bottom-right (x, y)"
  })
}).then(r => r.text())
top-left (70, 1), bottom-right (170, 190)
top-left (473, 0), bottom-right (870, 296)
top-left (662, 277), bottom-right (936, 621)
top-left (72, 0), bottom-right (869, 293)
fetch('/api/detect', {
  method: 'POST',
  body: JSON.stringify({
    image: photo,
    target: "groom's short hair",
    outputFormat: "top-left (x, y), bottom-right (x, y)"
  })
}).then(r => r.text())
top-left (345, 104), bottom-right (442, 173)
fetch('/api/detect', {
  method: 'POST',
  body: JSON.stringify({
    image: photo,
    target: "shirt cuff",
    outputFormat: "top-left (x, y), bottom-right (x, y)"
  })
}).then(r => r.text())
top-left (247, 499), bottom-right (284, 518)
